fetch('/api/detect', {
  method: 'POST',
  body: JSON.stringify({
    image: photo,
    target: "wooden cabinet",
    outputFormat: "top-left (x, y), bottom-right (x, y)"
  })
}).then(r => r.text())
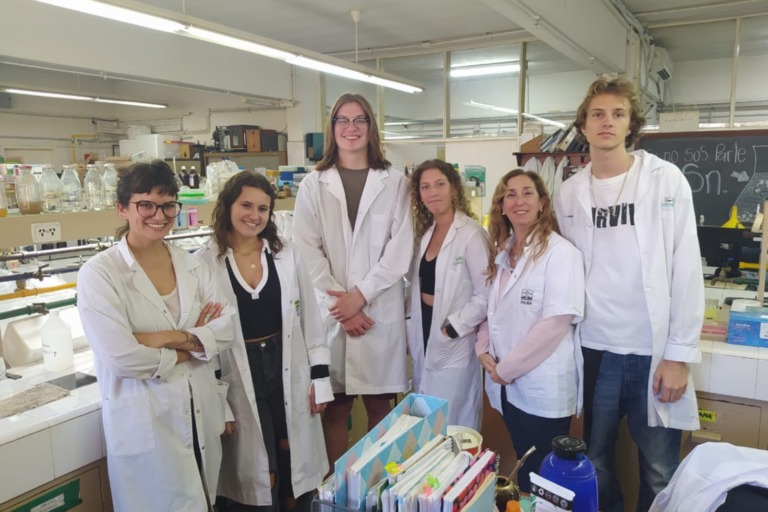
top-left (0, 459), bottom-right (112, 512)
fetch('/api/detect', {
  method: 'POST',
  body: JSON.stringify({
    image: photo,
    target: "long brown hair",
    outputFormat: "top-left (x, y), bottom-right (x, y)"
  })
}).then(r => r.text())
top-left (210, 170), bottom-right (283, 258)
top-left (486, 169), bottom-right (559, 280)
top-left (316, 93), bottom-right (391, 171)
top-left (410, 159), bottom-right (475, 239)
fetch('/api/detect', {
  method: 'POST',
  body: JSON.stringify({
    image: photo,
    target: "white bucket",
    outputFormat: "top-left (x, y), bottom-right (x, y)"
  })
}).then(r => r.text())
top-left (447, 425), bottom-right (483, 456)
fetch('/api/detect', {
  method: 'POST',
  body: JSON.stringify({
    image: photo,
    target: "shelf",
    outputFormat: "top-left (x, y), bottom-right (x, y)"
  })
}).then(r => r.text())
top-left (1, 198), bottom-right (295, 250)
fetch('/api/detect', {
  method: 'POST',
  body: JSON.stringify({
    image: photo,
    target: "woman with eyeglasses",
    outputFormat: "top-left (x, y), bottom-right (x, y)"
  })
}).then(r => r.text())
top-left (196, 171), bottom-right (332, 512)
top-left (293, 93), bottom-right (413, 467)
top-left (77, 160), bottom-right (235, 512)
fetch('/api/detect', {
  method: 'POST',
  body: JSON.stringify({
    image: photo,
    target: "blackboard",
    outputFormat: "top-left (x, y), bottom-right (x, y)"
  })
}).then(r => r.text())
top-left (638, 131), bottom-right (768, 226)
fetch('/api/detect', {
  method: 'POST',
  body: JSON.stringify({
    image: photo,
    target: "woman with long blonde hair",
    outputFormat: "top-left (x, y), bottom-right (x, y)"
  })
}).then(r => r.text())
top-left (476, 169), bottom-right (585, 493)
top-left (407, 159), bottom-right (489, 430)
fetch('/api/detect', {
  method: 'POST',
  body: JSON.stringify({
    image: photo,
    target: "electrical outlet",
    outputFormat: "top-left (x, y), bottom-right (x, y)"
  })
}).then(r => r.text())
top-left (31, 221), bottom-right (62, 243)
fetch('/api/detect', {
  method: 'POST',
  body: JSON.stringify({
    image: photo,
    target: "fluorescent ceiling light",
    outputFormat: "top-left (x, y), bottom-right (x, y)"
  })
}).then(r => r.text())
top-left (465, 100), bottom-right (566, 128)
top-left (33, 0), bottom-right (423, 94)
top-left (451, 63), bottom-right (520, 78)
top-left (4, 88), bottom-right (167, 109)
top-left (34, 0), bottom-right (185, 33)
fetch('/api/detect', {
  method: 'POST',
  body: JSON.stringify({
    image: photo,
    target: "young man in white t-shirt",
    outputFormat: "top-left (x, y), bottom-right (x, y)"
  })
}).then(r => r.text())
top-left (555, 77), bottom-right (704, 512)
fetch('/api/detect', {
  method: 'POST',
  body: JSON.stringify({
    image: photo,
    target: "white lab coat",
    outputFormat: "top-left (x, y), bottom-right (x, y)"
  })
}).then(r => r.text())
top-left (77, 238), bottom-right (235, 512)
top-left (650, 442), bottom-right (768, 512)
top-left (293, 166), bottom-right (413, 394)
top-left (196, 239), bottom-right (330, 506)
top-left (485, 233), bottom-right (585, 419)
top-left (554, 149), bottom-right (704, 430)
top-left (407, 211), bottom-right (489, 430)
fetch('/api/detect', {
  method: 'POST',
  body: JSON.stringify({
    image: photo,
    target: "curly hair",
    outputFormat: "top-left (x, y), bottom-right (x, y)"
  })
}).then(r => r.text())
top-left (316, 93), bottom-right (391, 171)
top-left (486, 169), bottom-right (560, 281)
top-left (210, 170), bottom-right (283, 258)
top-left (410, 159), bottom-right (475, 239)
top-left (574, 76), bottom-right (646, 148)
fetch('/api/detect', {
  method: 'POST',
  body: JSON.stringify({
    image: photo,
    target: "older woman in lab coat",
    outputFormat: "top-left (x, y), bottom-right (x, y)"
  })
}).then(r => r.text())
top-left (477, 169), bottom-right (584, 493)
top-left (293, 93), bottom-right (413, 466)
top-left (197, 171), bottom-right (332, 512)
top-left (77, 160), bottom-right (234, 512)
top-left (407, 159), bottom-right (488, 430)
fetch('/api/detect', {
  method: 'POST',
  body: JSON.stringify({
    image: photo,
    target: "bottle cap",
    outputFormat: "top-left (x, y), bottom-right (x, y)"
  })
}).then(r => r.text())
top-left (551, 435), bottom-right (587, 459)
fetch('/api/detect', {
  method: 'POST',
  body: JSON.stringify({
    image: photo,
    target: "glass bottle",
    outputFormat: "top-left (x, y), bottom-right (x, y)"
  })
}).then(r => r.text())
top-left (1, 165), bottom-right (18, 212)
top-left (39, 164), bottom-right (63, 213)
top-left (102, 163), bottom-right (118, 209)
top-left (17, 165), bottom-right (43, 215)
top-left (60, 164), bottom-right (83, 212)
top-left (84, 164), bottom-right (105, 211)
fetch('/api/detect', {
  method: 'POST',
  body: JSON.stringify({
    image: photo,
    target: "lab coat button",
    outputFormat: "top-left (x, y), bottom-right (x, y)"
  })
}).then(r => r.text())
top-left (187, 444), bottom-right (192, 449)
top-left (201, 445), bottom-right (205, 451)
top-left (196, 409), bottom-right (201, 414)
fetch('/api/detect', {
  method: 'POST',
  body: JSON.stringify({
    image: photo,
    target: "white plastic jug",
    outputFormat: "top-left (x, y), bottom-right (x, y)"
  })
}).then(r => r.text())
top-left (41, 310), bottom-right (75, 372)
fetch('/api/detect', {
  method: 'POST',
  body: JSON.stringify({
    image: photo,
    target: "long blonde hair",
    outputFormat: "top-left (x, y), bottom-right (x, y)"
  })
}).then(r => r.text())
top-left (410, 159), bottom-right (475, 239)
top-left (486, 169), bottom-right (560, 281)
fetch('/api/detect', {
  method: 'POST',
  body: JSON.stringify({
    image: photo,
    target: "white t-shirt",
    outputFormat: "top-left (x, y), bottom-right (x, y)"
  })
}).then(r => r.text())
top-left (580, 157), bottom-right (653, 355)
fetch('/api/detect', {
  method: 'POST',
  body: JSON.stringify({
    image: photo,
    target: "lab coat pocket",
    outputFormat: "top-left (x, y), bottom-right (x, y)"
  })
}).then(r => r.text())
top-left (103, 394), bottom-right (156, 457)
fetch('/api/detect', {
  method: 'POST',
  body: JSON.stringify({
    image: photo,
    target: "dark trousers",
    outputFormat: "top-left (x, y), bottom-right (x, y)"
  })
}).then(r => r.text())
top-left (217, 333), bottom-right (312, 512)
top-left (717, 485), bottom-right (768, 512)
top-left (499, 387), bottom-right (571, 493)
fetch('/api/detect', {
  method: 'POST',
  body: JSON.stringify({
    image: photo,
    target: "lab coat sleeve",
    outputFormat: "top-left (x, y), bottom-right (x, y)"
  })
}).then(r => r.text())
top-left (446, 227), bottom-right (490, 337)
top-left (77, 260), bottom-right (178, 381)
top-left (293, 178), bottom-right (346, 293)
top-left (357, 176), bottom-right (414, 303)
top-left (295, 246), bottom-right (331, 367)
top-left (183, 261), bottom-right (235, 362)
top-left (663, 171), bottom-right (704, 363)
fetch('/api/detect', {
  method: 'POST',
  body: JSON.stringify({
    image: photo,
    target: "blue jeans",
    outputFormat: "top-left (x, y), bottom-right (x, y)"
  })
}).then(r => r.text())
top-left (582, 348), bottom-right (681, 512)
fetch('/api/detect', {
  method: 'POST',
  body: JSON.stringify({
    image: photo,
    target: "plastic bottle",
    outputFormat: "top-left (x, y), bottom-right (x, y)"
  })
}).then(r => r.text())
top-left (39, 164), bottom-right (63, 213)
top-left (84, 164), bottom-right (105, 211)
top-left (41, 310), bottom-right (75, 372)
top-left (17, 165), bottom-right (43, 215)
top-left (538, 436), bottom-right (598, 512)
top-left (2, 165), bottom-right (18, 211)
top-left (102, 163), bottom-right (118, 209)
top-left (0, 185), bottom-right (7, 218)
top-left (60, 165), bottom-right (82, 212)
top-left (184, 165), bottom-right (200, 189)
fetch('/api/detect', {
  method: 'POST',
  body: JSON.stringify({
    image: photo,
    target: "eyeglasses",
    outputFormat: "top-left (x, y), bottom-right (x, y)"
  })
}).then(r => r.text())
top-left (130, 200), bottom-right (182, 218)
top-left (333, 116), bottom-right (370, 128)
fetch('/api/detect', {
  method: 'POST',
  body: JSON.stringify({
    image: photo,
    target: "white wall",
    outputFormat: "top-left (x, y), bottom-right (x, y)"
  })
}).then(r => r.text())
top-left (383, 143), bottom-right (441, 172)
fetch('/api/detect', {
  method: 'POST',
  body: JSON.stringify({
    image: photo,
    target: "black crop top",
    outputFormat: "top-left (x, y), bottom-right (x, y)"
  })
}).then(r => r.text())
top-left (419, 253), bottom-right (437, 295)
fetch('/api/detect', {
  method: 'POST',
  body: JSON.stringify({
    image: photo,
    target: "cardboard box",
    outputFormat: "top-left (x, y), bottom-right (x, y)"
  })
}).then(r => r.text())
top-left (245, 128), bottom-right (278, 152)
top-left (727, 310), bottom-right (768, 347)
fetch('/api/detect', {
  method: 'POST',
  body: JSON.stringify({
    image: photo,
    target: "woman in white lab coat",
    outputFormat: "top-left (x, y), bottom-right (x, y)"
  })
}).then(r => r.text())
top-left (196, 171), bottom-right (332, 512)
top-left (293, 93), bottom-right (413, 466)
top-left (407, 159), bottom-right (488, 430)
top-left (77, 160), bottom-right (235, 512)
top-left (476, 169), bottom-right (584, 493)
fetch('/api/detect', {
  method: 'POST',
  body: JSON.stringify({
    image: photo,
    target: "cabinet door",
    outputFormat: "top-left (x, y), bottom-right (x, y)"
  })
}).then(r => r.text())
top-left (691, 397), bottom-right (762, 448)
top-left (0, 465), bottom-right (104, 512)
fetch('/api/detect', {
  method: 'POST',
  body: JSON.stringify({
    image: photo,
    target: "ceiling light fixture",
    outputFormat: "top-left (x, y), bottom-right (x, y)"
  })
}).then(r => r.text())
top-left (4, 87), bottom-right (168, 108)
top-left (33, 0), bottom-right (423, 94)
top-left (465, 100), bottom-right (566, 128)
top-left (451, 63), bottom-right (520, 78)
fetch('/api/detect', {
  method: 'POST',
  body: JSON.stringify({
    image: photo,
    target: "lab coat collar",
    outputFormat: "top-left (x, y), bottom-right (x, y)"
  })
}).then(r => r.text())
top-left (419, 210), bottom-right (470, 257)
top-left (117, 237), bottom-right (201, 329)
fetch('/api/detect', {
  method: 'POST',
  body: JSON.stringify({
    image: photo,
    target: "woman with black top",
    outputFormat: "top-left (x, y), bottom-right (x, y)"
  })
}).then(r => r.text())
top-left (197, 171), bottom-right (333, 512)
top-left (406, 159), bottom-right (489, 430)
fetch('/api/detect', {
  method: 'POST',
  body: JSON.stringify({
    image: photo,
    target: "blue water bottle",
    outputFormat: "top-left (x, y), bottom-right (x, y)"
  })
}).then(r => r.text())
top-left (539, 435), bottom-right (598, 512)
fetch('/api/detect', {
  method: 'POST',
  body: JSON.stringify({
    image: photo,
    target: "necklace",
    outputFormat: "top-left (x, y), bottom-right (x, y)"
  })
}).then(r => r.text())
top-left (589, 156), bottom-right (633, 212)
top-left (234, 245), bottom-right (261, 269)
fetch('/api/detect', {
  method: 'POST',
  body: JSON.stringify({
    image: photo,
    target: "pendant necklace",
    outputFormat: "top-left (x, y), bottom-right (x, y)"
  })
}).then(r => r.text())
top-left (235, 246), bottom-right (260, 269)
top-left (589, 156), bottom-right (633, 212)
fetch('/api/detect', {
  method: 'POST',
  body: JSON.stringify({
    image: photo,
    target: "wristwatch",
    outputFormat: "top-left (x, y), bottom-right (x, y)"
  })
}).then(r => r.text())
top-left (442, 320), bottom-right (459, 339)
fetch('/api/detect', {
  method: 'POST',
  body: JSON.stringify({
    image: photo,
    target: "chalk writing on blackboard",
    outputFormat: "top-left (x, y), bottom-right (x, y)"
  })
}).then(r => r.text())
top-left (639, 132), bottom-right (768, 226)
